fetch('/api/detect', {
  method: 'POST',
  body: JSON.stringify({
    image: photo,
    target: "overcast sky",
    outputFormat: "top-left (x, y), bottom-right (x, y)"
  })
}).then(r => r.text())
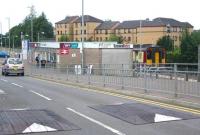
top-left (0, 0), bottom-right (199, 34)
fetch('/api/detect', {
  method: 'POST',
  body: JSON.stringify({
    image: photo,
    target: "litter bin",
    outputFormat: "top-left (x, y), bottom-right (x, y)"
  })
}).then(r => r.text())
top-left (41, 60), bottom-right (46, 68)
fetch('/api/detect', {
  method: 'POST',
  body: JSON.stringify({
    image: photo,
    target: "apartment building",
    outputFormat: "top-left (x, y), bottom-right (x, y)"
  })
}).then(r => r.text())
top-left (55, 16), bottom-right (79, 41)
top-left (55, 16), bottom-right (193, 47)
top-left (94, 21), bottom-right (120, 41)
top-left (73, 15), bottom-right (103, 41)
top-left (115, 18), bottom-right (193, 47)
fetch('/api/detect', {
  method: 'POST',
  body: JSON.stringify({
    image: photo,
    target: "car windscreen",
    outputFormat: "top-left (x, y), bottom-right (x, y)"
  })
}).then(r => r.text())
top-left (8, 59), bottom-right (22, 64)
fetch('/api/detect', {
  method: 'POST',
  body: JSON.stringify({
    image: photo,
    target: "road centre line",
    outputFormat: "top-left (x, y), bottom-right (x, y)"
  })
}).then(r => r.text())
top-left (30, 90), bottom-right (52, 101)
top-left (66, 107), bottom-right (126, 135)
top-left (0, 89), bottom-right (6, 94)
top-left (1, 79), bottom-right (8, 82)
top-left (11, 83), bottom-right (23, 88)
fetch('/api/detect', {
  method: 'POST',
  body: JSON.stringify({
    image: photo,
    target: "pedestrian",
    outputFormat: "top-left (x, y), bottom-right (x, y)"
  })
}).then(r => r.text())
top-left (35, 54), bottom-right (40, 67)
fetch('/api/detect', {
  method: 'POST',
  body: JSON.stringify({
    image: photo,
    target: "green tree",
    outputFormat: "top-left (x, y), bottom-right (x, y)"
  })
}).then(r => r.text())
top-left (179, 30), bottom-right (199, 63)
top-left (108, 34), bottom-right (123, 43)
top-left (8, 12), bottom-right (54, 48)
top-left (58, 35), bottom-right (69, 42)
top-left (156, 36), bottom-right (173, 52)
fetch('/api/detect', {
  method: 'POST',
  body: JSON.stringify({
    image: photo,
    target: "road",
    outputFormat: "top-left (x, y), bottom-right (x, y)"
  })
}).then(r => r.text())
top-left (0, 75), bottom-right (200, 135)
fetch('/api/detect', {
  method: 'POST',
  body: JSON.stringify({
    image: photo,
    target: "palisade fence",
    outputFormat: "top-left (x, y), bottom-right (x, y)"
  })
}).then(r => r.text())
top-left (26, 63), bottom-right (200, 99)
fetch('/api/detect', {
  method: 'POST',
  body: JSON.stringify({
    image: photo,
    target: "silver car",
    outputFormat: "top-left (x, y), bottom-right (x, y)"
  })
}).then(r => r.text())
top-left (2, 58), bottom-right (24, 76)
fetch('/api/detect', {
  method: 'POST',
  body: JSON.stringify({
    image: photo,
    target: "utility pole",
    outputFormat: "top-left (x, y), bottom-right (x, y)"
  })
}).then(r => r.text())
top-left (6, 17), bottom-right (10, 53)
top-left (81, 0), bottom-right (84, 70)
top-left (28, 5), bottom-right (34, 42)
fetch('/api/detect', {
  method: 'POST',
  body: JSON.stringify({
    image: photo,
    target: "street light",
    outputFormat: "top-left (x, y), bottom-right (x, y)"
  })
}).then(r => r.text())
top-left (28, 6), bottom-right (34, 42)
top-left (37, 32), bottom-right (44, 42)
top-left (6, 17), bottom-right (10, 53)
top-left (81, 0), bottom-right (84, 70)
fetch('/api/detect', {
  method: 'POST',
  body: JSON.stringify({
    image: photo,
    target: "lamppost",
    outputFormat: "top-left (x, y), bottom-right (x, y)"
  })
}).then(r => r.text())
top-left (81, 0), bottom-right (84, 70)
top-left (6, 17), bottom-right (10, 53)
top-left (166, 24), bottom-right (171, 50)
top-left (37, 32), bottom-right (44, 42)
top-left (139, 20), bottom-right (142, 76)
top-left (28, 6), bottom-right (34, 42)
top-left (12, 35), bottom-right (18, 52)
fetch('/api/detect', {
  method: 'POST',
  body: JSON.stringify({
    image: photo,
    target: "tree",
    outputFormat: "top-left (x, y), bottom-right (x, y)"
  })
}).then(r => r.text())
top-left (179, 30), bottom-right (199, 63)
top-left (58, 35), bottom-right (69, 42)
top-left (8, 12), bottom-right (54, 48)
top-left (156, 36), bottom-right (173, 52)
top-left (108, 34), bottom-right (123, 43)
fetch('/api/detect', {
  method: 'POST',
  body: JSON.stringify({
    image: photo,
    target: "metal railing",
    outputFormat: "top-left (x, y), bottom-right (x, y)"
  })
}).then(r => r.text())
top-left (26, 63), bottom-right (200, 100)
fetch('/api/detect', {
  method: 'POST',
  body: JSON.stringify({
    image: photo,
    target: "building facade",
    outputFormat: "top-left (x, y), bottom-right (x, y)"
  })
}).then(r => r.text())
top-left (55, 16), bottom-right (193, 47)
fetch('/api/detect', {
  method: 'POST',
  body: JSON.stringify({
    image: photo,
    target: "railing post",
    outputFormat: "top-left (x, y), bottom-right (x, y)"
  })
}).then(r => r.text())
top-left (66, 65), bottom-right (69, 81)
top-left (174, 63), bottom-right (178, 97)
top-left (121, 64), bottom-right (124, 89)
top-left (144, 64), bottom-right (147, 93)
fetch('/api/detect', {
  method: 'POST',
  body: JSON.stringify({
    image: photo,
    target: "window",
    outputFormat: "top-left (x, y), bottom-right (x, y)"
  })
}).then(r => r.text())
top-left (57, 24), bottom-right (59, 28)
top-left (60, 31), bottom-right (62, 35)
top-left (84, 23), bottom-right (86, 26)
top-left (100, 30), bottom-right (102, 34)
top-left (84, 38), bottom-right (86, 41)
top-left (65, 25), bottom-right (67, 28)
top-left (57, 31), bottom-right (59, 35)
top-left (76, 30), bottom-right (78, 35)
top-left (60, 24), bottom-right (62, 28)
top-left (96, 30), bottom-right (98, 34)
top-left (124, 29), bottom-right (126, 33)
top-left (128, 29), bottom-right (131, 33)
top-left (100, 37), bottom-right (102, 41)
top-left (105, 37), bottom-right (108, 41)
top-left (84, 30), bottom-right (86, 34)
top-left (128, 37), bottom-right (131, 41)
top-left (96, 37), bottom-right (99, 41)
top-left (105, 30), bottom-right (108, 35)
top-left (81, 30), bottom-right (82, 34)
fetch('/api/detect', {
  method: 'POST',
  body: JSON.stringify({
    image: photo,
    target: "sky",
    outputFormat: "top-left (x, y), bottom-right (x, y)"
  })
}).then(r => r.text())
top-left (0, 0), bottom-right (199, 34)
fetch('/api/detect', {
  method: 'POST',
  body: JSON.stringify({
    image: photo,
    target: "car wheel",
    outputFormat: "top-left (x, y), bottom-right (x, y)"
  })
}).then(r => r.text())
top-left (21, 73), bottom-right (24, 76)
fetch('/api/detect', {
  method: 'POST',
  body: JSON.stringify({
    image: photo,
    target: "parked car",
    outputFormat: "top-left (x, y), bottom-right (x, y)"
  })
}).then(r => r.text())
top-left (2, 58), bottom-right (24, 76)
top-left (0, 51), bottom-right (10, 58)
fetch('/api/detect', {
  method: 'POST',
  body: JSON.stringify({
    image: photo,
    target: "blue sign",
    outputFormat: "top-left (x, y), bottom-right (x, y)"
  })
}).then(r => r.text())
top-left (70, 43), bottom-right (78, 48)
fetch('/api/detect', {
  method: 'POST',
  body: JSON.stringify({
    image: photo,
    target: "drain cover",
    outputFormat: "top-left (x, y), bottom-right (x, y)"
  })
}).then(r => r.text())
top-left (0, 109), bottom-right (80, 135)
top-left (90, 103), bottom-right (199, 125)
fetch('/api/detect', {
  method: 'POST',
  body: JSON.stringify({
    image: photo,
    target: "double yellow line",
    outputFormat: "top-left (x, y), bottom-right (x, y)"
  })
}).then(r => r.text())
top-left (89, 89), bottom-right (200, 115)
top-left (35, 77), bottom-right (200, 115)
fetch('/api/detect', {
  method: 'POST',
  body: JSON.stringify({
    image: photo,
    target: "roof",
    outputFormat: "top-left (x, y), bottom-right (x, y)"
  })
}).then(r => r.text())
top-left (55, 16), bottom-right (79, 24)
top-left (74, 15), bottom-right (103, 23)
top-left (153, 17), bottom-right (193, 28)
top-left (116, 17), bottom-right (193, 29)
top-left (95, 21), bottom-right (120, 30)
top-left (116, 20), bottom-right (164, 29)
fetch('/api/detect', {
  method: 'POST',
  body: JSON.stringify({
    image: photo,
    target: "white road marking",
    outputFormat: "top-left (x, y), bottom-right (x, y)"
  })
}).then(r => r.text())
top-left (66, 108), bottom-right (126, 135)
top-left (10, 108), bottom-right (29, 111)
top-left (23, 123), bottom-right (57, 133)
top-left (30, 90), bottom-right (52, 101)
top-left (0, 89), bottom-right (6, 94)
top-left (154, 114), bottom-right (181, 122)
top-left (11, 83), bottom-right (23, 88)
top-left (1, 79), bottom-right (8, 82)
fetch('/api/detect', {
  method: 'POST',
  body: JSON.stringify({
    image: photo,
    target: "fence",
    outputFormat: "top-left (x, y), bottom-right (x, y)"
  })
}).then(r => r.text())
top-left (26, 63), bottom-right (200, 100)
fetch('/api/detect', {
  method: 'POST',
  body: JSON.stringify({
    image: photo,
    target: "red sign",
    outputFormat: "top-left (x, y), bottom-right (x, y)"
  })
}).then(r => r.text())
top-left (59, 43), bottom-right (70, 55)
